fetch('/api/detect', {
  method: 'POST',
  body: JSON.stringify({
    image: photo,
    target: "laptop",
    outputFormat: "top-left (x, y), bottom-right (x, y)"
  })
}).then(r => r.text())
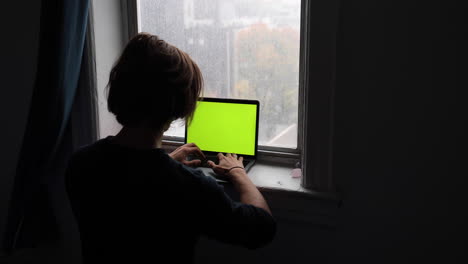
top-left (185, 97), bottom-right (259, 178)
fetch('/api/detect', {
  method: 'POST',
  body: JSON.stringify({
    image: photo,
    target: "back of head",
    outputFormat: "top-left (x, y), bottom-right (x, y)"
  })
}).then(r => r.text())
top-left (107, 33), bottom-right (203, 132)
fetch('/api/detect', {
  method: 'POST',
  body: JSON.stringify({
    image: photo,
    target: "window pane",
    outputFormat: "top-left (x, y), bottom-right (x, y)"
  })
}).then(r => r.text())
top-left (138, 0), bottom-right (300, 149)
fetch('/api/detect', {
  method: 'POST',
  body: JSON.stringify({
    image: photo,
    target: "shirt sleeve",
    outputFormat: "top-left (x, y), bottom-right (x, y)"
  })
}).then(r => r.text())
top-left (191, 170), bottom-right (276, 249)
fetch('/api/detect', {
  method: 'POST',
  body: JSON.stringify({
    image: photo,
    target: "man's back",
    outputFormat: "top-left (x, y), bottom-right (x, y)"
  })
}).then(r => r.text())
top-left (65, 137), bottom-right (276, 263)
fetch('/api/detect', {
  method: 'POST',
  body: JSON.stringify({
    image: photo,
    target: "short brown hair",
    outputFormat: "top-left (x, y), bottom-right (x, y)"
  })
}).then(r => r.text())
top-left (107, 33), bottom-right (203, 131)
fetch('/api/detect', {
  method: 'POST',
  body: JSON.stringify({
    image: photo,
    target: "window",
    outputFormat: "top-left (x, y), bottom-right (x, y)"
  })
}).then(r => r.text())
top-left (137, 0), bottom-right (301, 150)
top-left (93, 0), bottom-right (339, 192)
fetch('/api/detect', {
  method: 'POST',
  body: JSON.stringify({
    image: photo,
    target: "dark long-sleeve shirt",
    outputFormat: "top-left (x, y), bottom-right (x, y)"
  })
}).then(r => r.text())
top-left (65, 136), bottom-right (276, 263)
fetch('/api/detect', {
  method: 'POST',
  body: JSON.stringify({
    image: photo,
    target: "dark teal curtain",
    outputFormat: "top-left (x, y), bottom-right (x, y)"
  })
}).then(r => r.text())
top-left (3, 0), bottom-right (90, 253)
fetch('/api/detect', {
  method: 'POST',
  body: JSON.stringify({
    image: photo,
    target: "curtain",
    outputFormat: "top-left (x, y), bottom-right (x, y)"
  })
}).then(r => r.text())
top-left (3, 0), bottom-right (90, 254)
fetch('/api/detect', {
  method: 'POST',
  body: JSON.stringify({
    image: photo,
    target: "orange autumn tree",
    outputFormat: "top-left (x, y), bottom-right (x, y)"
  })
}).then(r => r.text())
top-left (234, 23), bottom-right (299, 142)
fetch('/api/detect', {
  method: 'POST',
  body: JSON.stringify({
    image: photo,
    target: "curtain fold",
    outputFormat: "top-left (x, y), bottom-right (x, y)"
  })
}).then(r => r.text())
top-left (3, 0), bottom-right (90, 253)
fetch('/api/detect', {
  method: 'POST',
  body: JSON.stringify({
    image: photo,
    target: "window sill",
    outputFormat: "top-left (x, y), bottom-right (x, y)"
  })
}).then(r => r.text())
top-left (203, 161), bottom-right (338, 202)
top-left (210, 161), bottom-right (340, 224)
top-left (252, 162), bottom-right (338, 201)
top-left (161, 143), bottom-right (338, 202)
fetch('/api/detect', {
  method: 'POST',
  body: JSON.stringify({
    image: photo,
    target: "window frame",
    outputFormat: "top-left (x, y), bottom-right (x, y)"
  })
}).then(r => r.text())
top-left (119, 0), bottom-right (339, 192)
top-left (298, 0), bottom-right (339, 191)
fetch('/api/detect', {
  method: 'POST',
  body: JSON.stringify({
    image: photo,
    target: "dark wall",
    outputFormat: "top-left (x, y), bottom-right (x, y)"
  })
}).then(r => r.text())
top-left (195, 190), bottom-right (338, 264)
top-left (0, 0), bottom-right (41, 250)
top-left (333, 0), bottom-right (466, 262)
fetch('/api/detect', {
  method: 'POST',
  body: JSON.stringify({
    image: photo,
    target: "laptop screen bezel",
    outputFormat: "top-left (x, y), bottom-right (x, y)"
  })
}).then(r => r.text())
top-left (184, 97), bottom-right (260, 159)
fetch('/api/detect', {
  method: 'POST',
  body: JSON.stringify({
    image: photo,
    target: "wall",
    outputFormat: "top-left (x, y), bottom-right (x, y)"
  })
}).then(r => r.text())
top-left (92, 0), bottom-right (125, 138)
top-left (0, 0), bottom-right (41, 251)
top-left (332, 1), bottom-right (466, 263)
top-left (195, 190), bottom-right (338, 264)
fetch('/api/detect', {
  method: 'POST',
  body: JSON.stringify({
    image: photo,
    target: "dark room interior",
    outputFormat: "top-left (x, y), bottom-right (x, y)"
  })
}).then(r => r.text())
top-left (1, 0), bottom-right (466, 263)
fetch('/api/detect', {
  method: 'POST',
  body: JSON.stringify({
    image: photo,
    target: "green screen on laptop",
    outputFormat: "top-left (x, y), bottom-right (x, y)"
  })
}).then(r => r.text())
top-left (186, 100), bottom-right (258, 156)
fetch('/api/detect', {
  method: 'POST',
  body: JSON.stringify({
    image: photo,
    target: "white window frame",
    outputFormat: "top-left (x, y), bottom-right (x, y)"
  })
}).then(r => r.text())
top-left (120, 0), bottom-right (339, 192)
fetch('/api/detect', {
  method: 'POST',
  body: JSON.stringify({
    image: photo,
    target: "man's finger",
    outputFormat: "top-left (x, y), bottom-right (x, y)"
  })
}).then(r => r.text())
top-left (212, 166), bottom-right (228, 175)
top-left (184, 147), bottom-right (206, 159)
top-left (184, 159), bottom-right (201, 167)
top-left (207, 160), bottom-right (215, 167)
top-left (186, 143), bottom-right (197, 148)
top-left (217, 153), bottom-right (225, 160)
top-left (239, 156), bottom-right (243, 163)
top-left (206, 161), bottom-right (223, 174)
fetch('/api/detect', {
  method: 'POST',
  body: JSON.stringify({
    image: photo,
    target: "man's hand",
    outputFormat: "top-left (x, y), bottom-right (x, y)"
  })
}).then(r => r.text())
top-left (169, 143), bottom-right (205, 167)
top-left (207, 153), bottom-right (245, 176)
top-left (208, 153), bottom-right (272, 215)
